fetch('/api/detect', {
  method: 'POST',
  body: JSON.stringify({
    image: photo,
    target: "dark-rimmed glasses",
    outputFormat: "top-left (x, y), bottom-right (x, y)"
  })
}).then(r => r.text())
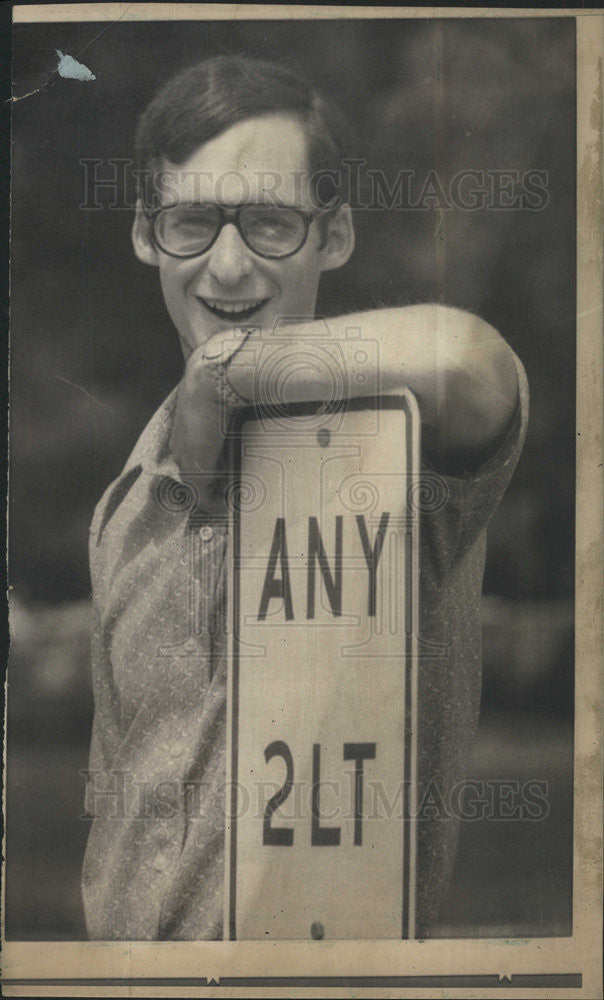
top-left (146, 203), bottom-right (320, 260)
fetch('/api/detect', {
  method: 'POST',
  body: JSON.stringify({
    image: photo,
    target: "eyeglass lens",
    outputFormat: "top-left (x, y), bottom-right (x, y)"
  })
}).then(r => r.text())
top-left (153, 204), bottom-right (308, 258)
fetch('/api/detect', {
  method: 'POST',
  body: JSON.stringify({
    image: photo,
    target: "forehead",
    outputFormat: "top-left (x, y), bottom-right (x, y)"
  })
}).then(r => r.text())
top-left (161, 113), bottom-right (311, 206)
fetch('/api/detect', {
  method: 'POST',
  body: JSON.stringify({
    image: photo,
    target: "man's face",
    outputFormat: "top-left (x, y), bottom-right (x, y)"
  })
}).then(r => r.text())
top-left (133, 113), bottom-right (354, 358)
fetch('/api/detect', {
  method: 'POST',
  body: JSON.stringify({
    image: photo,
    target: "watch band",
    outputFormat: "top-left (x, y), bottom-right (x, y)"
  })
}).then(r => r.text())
top-left (203, 326), bottom-right (257, 407)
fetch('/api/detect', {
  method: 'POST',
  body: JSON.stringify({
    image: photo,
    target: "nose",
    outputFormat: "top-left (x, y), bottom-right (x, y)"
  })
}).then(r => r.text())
top-left (206, 222), bottom-right (254, 287)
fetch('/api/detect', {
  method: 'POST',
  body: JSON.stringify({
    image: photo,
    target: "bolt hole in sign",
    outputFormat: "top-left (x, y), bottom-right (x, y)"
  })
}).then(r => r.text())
top-left (225, 393), bottom-right (420, 940)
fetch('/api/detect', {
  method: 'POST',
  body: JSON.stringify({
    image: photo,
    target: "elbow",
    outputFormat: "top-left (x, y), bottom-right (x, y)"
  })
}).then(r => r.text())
top-left (443, 316), bottom-right (520, 450)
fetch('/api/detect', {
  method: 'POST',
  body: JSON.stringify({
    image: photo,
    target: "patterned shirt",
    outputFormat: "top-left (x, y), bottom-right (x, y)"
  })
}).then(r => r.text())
top-left (82, 356), bottom-right (529, 939)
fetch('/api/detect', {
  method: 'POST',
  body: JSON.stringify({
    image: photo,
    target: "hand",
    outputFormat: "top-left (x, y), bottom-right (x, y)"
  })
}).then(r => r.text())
top-left (169, 339), bottom-right (235, 477)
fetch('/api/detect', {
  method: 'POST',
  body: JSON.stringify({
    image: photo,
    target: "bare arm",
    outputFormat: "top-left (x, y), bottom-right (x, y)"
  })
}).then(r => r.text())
top-left (170, 305), bottom-right (520, 476)
top-left (229, 305), bottom-right (519, 454)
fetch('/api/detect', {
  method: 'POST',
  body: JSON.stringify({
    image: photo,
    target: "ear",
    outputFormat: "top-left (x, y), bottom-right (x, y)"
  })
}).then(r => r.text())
top-left (319, 203), bottom-right (355, 272)
top-left (131, 200), bottom-right (159, 266)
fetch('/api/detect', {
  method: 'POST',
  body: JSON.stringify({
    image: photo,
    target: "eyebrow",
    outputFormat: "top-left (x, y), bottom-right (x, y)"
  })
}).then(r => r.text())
top-left (154, 200), bottom-right (312, 212)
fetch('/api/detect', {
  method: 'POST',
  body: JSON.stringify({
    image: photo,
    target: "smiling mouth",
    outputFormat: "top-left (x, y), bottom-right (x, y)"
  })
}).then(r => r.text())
top-left (198, 297), bottom-right (269, 322)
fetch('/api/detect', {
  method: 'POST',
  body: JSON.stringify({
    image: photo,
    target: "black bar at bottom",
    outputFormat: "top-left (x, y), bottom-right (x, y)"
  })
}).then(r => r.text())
top-left (1, 973), bottom-right (583, 989)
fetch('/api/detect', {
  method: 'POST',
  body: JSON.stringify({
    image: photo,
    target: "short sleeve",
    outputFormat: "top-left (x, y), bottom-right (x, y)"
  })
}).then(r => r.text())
top-left (420, 351), bottom-right (529, 575)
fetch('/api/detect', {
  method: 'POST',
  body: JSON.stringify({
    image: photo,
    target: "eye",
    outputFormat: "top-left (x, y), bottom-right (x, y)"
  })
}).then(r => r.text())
top-left (242, 207), bottom-right (304, 246)
top-left (156, 205), bottom-right (219, 252)
top-left (172, 205), bottom-right (218, 234)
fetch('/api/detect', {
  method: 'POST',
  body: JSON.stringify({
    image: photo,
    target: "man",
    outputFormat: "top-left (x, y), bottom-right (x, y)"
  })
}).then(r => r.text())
top-left (82, 55), bottom-right (528, 940)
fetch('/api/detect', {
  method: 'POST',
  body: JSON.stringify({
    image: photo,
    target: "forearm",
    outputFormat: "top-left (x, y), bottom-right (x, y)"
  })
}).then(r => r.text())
top-left (170, 305), bottom-right (520, 476)
top-left (227, 305), bottom-right (520, 452)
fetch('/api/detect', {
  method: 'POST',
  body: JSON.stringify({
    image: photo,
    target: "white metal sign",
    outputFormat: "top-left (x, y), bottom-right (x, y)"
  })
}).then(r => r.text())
top-left (226, 395), bottom-right (420, 940)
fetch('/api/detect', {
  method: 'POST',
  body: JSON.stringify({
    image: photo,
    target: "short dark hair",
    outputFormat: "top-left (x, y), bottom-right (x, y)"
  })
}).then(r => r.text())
top-left (134, 54), bottom-right (354, 209)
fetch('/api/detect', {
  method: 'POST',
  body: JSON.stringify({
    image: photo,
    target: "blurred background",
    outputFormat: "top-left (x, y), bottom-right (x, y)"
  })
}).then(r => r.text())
top-left (7, 16), bottom-right (574, 938)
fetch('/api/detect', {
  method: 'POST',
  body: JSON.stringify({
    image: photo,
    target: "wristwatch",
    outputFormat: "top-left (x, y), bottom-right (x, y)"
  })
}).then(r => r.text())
top-left (202, 326), bottom-right (257, 407)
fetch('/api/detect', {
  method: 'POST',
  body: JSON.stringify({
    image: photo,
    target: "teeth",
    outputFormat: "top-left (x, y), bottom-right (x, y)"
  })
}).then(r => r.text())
top-left (203, 298), bottom-right (264, 313)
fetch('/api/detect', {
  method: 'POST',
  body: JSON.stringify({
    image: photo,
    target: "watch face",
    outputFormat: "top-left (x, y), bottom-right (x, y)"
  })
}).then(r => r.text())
top-left (203, 339), bottom-right (230, 362)
top-left (203, 327), bottom-right (257, 363)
